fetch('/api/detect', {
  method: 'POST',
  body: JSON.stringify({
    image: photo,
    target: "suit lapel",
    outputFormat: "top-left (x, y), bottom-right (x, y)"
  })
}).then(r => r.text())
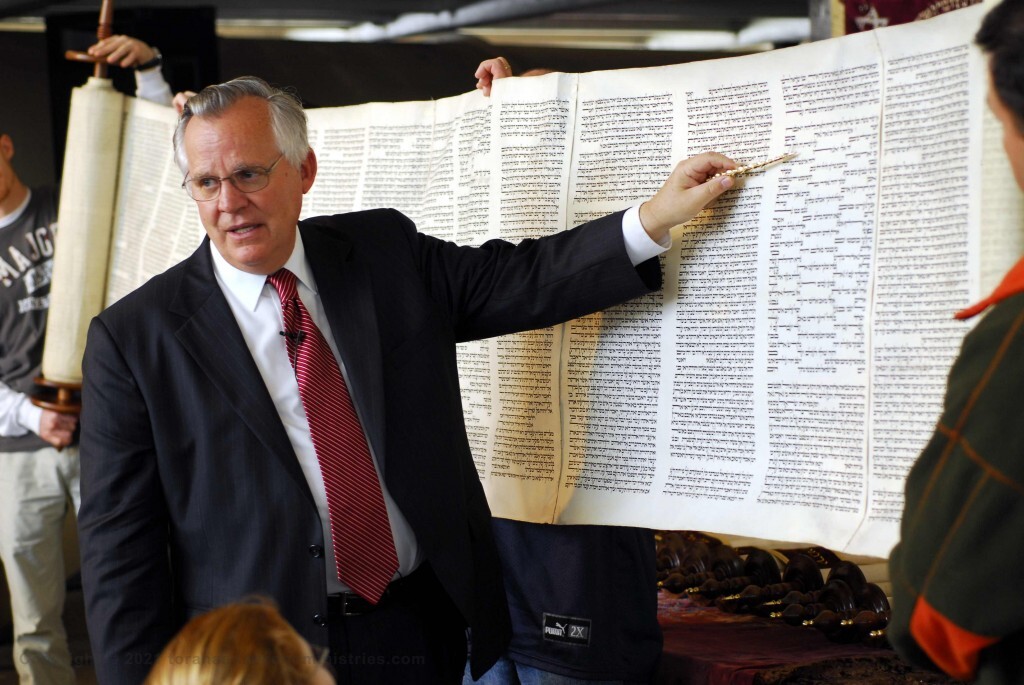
top-left (170, 240), bottom-right (315, 505)
top-left (302, 223), bottom-right (388, 476)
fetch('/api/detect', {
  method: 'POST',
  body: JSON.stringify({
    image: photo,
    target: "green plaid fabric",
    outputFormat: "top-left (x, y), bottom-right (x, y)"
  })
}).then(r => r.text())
top-left (890, 287), bottom-right (1024, 684)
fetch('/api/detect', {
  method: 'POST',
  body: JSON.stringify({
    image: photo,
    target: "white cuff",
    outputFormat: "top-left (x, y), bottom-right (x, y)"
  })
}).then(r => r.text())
top-left (622, 204), bottom-right (671, 266)
top-left (16, 396), bottom-right (42, 437)
top-left (135, 69), bottom-right (174, 108)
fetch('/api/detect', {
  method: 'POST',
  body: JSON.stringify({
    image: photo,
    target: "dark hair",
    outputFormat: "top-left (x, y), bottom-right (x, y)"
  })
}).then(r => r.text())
top-left (977, 0), bottom-right (1024, 133)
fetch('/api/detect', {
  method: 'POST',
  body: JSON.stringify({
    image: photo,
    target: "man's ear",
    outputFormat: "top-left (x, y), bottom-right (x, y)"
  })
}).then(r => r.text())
top-left (0, 134), bottom-right (14, 163)
top-left (300, 147), bottom-right (317, 194)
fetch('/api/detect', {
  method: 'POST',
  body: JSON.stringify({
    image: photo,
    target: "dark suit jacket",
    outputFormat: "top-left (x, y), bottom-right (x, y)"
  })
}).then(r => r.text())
top-left (77, 208), bottom-right (660, 685)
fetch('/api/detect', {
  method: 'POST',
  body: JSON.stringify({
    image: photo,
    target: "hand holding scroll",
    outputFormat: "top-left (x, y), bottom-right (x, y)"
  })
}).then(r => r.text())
top-left (173, 90), bottom-right (197, 116)
top-left (639, 152), bottom-right (737, 243)
top-left (475, 56), bottom-right (513, 96)
top-left (87, 34), bottom-right (159, 69)
top-left (39, 409), bottom-right (76, 449)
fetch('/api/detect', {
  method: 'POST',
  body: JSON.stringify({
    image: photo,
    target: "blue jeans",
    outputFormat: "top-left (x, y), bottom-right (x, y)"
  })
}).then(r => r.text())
top-left (464, 656), bottom-right (630, 685)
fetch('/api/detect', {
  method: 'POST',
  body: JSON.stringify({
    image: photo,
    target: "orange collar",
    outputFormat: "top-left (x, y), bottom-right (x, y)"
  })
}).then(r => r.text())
top-left (955, 256), bottom-right (1024, 320)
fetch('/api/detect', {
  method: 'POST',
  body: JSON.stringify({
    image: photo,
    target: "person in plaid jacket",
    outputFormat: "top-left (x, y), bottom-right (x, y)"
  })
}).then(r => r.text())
top-left (889, 2), bottom-right (1024, 682)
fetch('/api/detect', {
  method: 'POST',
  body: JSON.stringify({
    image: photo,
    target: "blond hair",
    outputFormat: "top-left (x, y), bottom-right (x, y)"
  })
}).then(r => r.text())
top-left (144, 599), bottom-right (322, 685)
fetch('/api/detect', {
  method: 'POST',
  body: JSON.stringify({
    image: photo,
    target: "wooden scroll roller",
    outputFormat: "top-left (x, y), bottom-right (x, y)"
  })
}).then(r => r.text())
top-left (62, 0), bottom-right (115, 79)
top-left (655, 535), bottom-right (892, 647)
top-left (696, 548), bottom-right (781, 604)
top-left (784, 573), bottom-right (861, 627)
top-left (775, 560), bottom-right (865, 623)
top-left (32, 378), bottom-right (82, 415)
top-left (656, 532), bottom-right (738, 593)
top-left (655, 531), bottom-right (693, 579)
top-left (659, 544), bottom-right (743, 595)
top-left (729, 552), bottom-right (824, 612)
top-left (759, 560), bottom-right (891, 646)
top-left (801, 581), bottom-right (891, 646)
top-left (32, 0), bottom-right (121, 416)
top-left (801, 564), bottom-right (891, 645)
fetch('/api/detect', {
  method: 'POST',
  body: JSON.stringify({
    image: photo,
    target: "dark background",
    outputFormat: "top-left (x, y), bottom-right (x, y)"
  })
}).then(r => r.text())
top-left (1, 4), bottom-right (758, 189)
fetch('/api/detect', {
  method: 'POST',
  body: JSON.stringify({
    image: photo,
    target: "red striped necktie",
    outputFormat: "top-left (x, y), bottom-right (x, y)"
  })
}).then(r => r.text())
top-left (267, 268), bottom-right (398, 603)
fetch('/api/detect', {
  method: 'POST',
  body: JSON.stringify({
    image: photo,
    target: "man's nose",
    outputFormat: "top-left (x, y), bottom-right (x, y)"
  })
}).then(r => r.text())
top-left (217, 179), bottom-right (247, 212)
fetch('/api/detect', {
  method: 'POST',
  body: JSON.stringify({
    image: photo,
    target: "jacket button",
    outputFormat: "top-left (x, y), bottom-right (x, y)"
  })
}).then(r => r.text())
top-left (309, 545), bottom-right (324, 558)
top-left (313, 613), bottom-right (327, 626)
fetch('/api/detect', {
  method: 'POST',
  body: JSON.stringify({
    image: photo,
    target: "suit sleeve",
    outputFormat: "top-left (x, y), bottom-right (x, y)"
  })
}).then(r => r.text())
top-left (78, 316), bottom-right (177, 685)
top-left (403, 210), bottom-right (661, 342)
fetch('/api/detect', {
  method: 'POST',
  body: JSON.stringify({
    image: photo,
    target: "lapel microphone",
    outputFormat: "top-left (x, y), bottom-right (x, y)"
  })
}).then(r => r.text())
top-left (279, 330), bottom-right (306, 344)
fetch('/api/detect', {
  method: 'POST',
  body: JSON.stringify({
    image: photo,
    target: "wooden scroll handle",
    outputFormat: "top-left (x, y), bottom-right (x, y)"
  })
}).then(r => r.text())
top-left (64, 0), bottom-right (115, 79)
top-left (32, 377), bottom-right (82, 415)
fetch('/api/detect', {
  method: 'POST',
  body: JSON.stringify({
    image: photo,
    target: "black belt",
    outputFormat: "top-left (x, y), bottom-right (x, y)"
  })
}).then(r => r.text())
top-left (326, 565), bottom-right (432, 618)
top-left (327, 592), bottom-right (377, 617)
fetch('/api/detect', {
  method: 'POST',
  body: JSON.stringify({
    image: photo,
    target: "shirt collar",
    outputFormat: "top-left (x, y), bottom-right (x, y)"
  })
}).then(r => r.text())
top-left (0, 188), bottom-right (32, 230)
top-left (955, 255), bottom-right (1024, 320)
top-left (209, 227), bottom-right (317, 312)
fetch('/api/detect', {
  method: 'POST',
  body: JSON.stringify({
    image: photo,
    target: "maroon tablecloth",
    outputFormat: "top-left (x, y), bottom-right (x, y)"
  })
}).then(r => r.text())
top-left (655, 593), bottom-right (962, 685)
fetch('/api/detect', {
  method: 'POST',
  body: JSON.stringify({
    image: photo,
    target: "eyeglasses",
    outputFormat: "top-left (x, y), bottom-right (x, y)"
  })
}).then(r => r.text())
top-left (182, 154), bottom-right (284, 202)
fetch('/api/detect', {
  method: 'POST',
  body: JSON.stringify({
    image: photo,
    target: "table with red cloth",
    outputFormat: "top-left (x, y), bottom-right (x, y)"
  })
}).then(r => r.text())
top-left (654, 592), bottom-right (963, 685)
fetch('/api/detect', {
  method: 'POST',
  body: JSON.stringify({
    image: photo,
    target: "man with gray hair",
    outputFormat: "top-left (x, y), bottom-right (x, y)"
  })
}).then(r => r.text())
top-left (77, 75), bottom-right (737, 685)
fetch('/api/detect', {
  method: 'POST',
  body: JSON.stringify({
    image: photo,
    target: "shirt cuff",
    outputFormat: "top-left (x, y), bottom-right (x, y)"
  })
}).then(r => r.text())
top-left (135, 70), bottom-right (174, 108)
top-left (622, 204), bottom-right (671, 266)
top-left (16, 396), bottom-right (42, 437)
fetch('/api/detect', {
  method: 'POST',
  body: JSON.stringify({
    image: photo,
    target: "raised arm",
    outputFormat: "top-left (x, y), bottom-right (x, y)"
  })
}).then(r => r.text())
top-left (87, 34), bottom-right (174, 106)
top-left (87, 34), bottom-right (160, 69)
